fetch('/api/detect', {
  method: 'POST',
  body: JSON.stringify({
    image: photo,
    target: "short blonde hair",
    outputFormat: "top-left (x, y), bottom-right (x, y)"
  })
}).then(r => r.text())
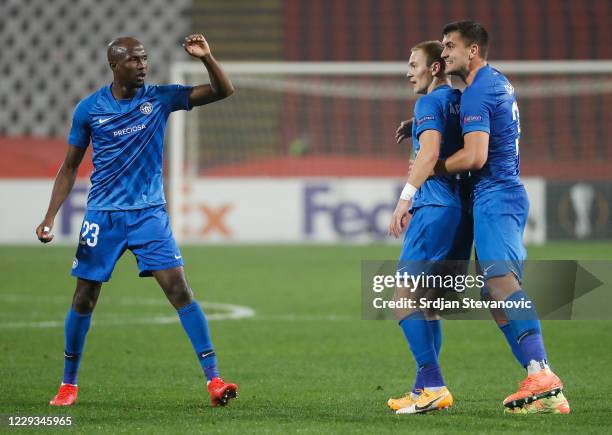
top-left (411, 40), bottom-right (445, 70)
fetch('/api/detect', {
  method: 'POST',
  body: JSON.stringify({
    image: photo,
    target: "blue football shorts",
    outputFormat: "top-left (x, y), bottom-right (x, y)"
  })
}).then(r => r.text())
top-left (71, 204), bottom-right (183, 282)
top-left (399, 205), bottom-right (473, 278)
top-left (473, 186), bottom-right (529, 283)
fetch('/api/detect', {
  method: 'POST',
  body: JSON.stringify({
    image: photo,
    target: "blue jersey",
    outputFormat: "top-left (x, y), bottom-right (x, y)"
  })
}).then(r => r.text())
top-left (68, 83), bottom-right (193, 210)
top-left (411, 84), bottom-right (465, 209)
top-left (460, 65), bottom-right (523, 198)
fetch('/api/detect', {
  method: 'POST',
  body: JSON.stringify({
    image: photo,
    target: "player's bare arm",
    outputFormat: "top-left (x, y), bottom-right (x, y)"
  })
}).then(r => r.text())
top-left (434, 131), bottom-right (488, 175)
top-left (183, 34), bottom-right (234, 107)
top-left (395, 118), bottom-right (414, 143)
top-left (36, 146), bottom-right (87, 243)
top-left (389, 130), bottom-right (442, 238)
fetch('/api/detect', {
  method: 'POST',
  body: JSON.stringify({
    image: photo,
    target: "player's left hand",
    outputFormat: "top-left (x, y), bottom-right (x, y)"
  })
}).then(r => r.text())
top-left (395, 118), bottom-right (413, 143)
top-left (183, 34), bottom-right (211, 58)
top-left (388, 199), bottom-right (412, 238)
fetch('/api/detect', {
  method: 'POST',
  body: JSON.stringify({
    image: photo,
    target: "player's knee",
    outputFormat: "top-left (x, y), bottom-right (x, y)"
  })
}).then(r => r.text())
top-left (487, 286), bottom-right (512, 302)
top-left (72, 290), bottom-right (97, 313)
top-left (72, 279), bottom-right (101, 313)
top-left (424, 308), bottom-right (440, 321)
top-left (488, 306), bottom-right (509, 326)
top-left (392, 286), bottom-right (420, 321)
top-left (165, 282), bottom-right (193, 309)
top-left (176, 286), bottom-right (194, 307)
top-left (486, 274), bottom-right (520, 301)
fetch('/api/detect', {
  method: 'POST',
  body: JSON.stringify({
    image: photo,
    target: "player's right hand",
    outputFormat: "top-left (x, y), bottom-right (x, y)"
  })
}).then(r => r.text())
top-left (36, 220), bottom-right (55, 243)
top-left (395, 119), bottom-right (413, 143)
top-left (388, 199), bottom-right (411, 238)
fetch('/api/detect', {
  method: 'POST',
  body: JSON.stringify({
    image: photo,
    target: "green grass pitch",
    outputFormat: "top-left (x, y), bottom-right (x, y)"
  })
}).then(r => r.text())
top-left (1, 242), bottom-right (611, 433)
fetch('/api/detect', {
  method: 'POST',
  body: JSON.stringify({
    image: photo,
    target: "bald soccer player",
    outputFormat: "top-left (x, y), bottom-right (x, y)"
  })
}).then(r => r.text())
top-left (36, 35), bottom-right (238, 408)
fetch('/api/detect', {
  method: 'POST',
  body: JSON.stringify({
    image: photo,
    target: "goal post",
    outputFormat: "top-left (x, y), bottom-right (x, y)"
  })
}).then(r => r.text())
top-left (168, 60), bottom-right (612, 242)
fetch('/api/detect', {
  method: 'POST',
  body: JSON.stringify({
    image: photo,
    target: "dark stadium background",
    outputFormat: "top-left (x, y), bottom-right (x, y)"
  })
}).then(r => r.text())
top-left (1, 0), bottom-right (610, 242)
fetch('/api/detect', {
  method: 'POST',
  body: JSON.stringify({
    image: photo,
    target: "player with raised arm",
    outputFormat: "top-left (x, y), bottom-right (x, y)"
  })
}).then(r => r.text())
top-left (438, 21), bottom-right (569, 414)
top-left (386, 41), bottom-right (472, 415)
top-left (36, 35), bottom-right (238, 407)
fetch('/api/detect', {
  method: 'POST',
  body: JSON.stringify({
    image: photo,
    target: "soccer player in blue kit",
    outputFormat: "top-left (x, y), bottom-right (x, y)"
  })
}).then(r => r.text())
top-left (386, 41), bottom-right (472, 414)
top-left (437, 21), bottom-right (569, 414)
top-left (36, 35), bottom-right (238, 407)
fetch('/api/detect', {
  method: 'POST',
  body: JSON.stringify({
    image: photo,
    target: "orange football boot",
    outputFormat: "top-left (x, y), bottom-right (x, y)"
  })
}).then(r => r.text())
top-left (49, 383), bottom-right (78, 406)
top-left (503, 370), bottom-right (563, 409)
top-left (505, 391), bottom-right (570, 415)
top-left (207, 377), bottom-right (238, 407)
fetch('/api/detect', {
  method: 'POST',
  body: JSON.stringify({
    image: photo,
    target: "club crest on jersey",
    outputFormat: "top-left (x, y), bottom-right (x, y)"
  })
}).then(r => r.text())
top-left (140, 102), bottom-right (153, 115)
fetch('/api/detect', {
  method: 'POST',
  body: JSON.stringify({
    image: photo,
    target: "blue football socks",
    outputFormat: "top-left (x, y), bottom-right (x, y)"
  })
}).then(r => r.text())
top-left (399, 312), bottom-right (445, 390)
top-left (499, 322), bottom-right (528, 367)
top-left (63, 307), bottom-right (92, 385)
top-left (429, 319), bottom-right (442, 358)
top-left (177, 301), bottom-right (219, 381)
top-left (503, 290), bottom-right (547, 365)
top-left (519, 332), bottom-right (548, 366)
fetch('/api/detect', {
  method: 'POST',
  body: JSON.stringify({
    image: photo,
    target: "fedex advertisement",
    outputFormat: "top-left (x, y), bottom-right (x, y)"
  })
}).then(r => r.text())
top-left (180, 177), bottom-right (545, 244)
top-left (0, 178), bottom-right (545, 245)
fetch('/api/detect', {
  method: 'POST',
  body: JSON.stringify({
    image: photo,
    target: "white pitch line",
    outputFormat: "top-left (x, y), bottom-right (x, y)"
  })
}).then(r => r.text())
top-left (0, 293), bottom-right (356, 329)
top-left (0, 312), bottom-right (354, 329)
top-left (0, 294), bottom-right (192, 306)
top-left (0, 299), bottom-right (255, 329)
top-left (252, 314), bottom-right (354, 321)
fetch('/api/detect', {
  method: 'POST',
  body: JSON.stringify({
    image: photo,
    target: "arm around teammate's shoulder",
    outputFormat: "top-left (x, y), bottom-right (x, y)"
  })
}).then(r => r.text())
top-left (434, 87), bottom-right (491, 175)
top-left (434, 131), bottom-right (488, 175)
top-left (461, 131), bottom-right (488, 169)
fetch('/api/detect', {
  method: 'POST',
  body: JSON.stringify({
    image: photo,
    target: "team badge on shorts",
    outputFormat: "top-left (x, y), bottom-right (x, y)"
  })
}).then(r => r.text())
top-left (72, 258), bottom-right (78, 269)
top-left (140, 102), bottom-right (153, 115)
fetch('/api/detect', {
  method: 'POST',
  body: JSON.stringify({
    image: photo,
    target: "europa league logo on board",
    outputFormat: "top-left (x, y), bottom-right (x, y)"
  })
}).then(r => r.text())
top-left (558, 183), bottom-right (609, 239)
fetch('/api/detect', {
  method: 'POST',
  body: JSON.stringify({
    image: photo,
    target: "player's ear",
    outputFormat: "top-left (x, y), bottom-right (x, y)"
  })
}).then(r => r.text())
top-left (431, 61), bottom-right (442, 77)
top-left (469, 44), bottom-right (478, 60)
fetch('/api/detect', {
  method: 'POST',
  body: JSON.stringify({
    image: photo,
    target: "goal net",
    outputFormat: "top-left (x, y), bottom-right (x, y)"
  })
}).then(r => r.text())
top-left (168, 61), bottom-right (612, 242)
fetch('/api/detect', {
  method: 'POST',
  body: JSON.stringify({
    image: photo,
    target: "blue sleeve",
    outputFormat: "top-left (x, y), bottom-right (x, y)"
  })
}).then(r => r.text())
top-left (460, 88), bottom-right (491, 135)
top-left (414, 96), bottom-right (444, 139)
top-left (67, 99), bottom-right (92, 148)
top-left (156, 84), bottom-right (194, 113)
